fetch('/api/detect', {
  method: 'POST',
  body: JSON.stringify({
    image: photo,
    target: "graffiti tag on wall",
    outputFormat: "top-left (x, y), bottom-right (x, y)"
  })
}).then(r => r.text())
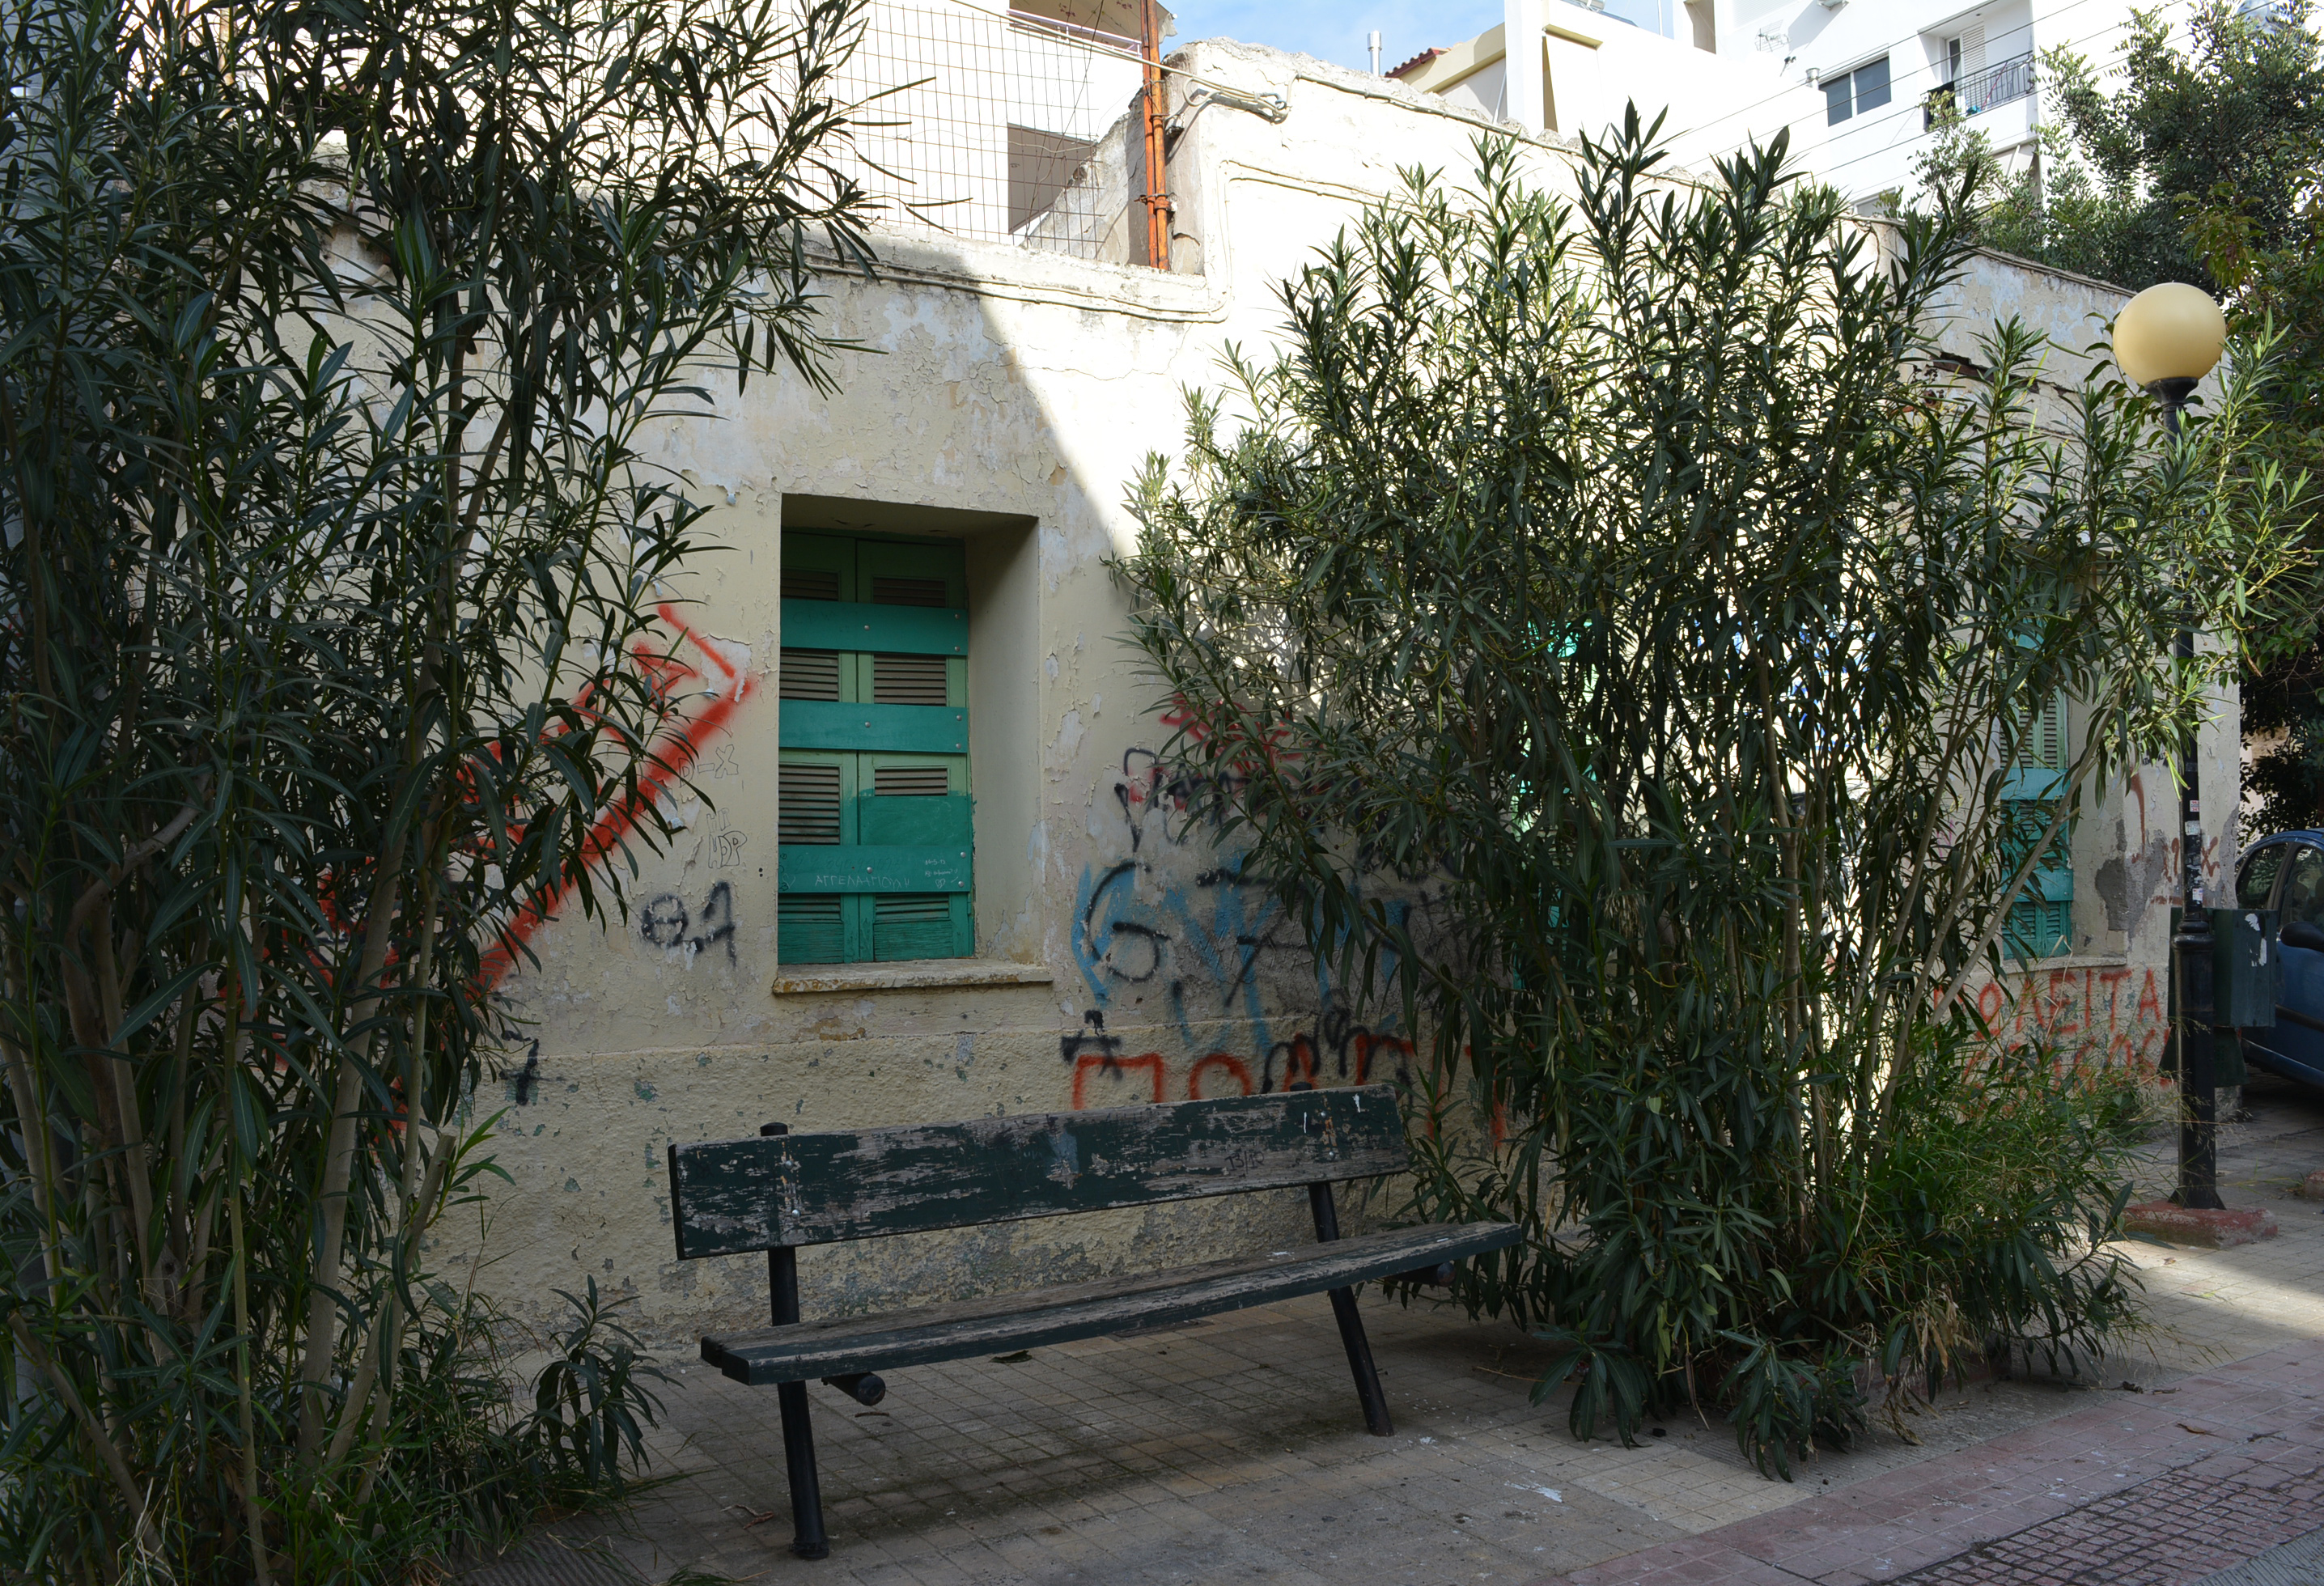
top-left (1065, 744), bottom-right (1418, 1108)
top-left (1978, 961), bottom-right (2169, 1077)
top-left (482, 603), bottom-right (751, 990)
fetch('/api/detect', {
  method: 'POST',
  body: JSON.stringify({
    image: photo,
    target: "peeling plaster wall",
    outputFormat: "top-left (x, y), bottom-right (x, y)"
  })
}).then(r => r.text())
top-left (447, 40), bottom-right (2224, 1347)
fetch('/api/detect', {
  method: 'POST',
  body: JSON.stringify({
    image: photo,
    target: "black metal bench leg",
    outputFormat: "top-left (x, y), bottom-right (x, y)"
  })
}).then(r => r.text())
top-left (763, 1123), bottom-right (831, 1558)
top-left (1325, 1284), bottom-right (1395, 1435)
top-left (1309, 1181), bottom-right (1395, 1436)
top-left (776, 1377), bottom-right (830, 1558)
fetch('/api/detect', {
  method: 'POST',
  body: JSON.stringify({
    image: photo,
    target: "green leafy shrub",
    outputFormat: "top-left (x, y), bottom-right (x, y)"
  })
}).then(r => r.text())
top-left (0, 0), bottom-right (874, 1577)
top-left (513, 1279), bottom-right (671, 1508)
top-left (1113, 116), bottom-right (2306, 1475)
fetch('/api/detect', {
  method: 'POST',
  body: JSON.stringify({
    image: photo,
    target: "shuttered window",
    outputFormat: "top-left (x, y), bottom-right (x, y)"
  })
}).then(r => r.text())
top-left (2002, 690), bottom-right (2073, 961)
top-left (777, 532), bottom-right (973, 964)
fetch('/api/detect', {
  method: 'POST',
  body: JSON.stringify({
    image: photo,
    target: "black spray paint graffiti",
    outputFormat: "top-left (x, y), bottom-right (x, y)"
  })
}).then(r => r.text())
top-left (1113, 747), bottom-right (1223, 854)
top-left (1059, 1007), bottom-right (1415, 1108)
top-left (1073, 856), bottom-right (1313, 1015)
top-left (1094, 746), bottom-right (1432, 1013)
top-left (639, 880), bottom-right (737, 965)
top-left (1071, 744), bottom-right (1447, 1112)
top-left (1082, 747), bottom-right (1304, 1014)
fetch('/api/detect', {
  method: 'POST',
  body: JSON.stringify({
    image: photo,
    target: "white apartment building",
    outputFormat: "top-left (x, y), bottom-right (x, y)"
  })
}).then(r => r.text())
top-left (1393, 0), bottom-right (2233, 210)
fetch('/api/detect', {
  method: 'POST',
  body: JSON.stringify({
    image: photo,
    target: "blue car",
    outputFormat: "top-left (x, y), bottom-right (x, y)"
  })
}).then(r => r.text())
top-left (2234, 832), bottom-right (2324, 1088)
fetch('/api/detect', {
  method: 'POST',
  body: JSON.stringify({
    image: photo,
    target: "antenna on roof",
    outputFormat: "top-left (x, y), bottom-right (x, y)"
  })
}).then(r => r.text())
top-left (1368, 31), bottom-right (1382, 74)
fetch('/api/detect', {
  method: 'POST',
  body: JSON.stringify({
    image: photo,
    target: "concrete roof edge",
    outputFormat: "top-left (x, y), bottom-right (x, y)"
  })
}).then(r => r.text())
top-left (1851, 214), bottom-right (2137, 302)
top-left (1173, 34), bottom-right (1578, 147)
top-left (1966, 244), bottom-right (2137, 303)
top-left (800, 229), bottom-right (1226, 321)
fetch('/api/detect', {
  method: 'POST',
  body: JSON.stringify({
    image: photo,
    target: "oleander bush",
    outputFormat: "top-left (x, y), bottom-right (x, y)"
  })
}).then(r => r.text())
top-left (1113, 116), bottom-right (2311, 1479)
top-left (0, 0), bottom-right (873, 1577)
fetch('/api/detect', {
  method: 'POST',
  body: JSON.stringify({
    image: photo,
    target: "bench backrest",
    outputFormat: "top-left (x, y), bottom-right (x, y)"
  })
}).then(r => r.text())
top-left (668, 1084), bottom-right (1405, 1257)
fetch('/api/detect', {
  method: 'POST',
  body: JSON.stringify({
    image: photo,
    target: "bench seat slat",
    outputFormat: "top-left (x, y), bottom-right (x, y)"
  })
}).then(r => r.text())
top-left (670, 1086), bottom-right (1408, 1256)
top-left (700, 1219), bottom-right (1519, 1386)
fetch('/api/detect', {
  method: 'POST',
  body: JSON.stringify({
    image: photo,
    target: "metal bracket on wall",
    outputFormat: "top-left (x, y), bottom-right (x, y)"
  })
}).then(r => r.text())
top-left (1169, 85), bottom-right (1291, 142)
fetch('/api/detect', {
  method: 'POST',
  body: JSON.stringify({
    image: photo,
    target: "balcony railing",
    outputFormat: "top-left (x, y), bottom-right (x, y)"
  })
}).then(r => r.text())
top-left (1923, 51), bottom-right (2035, 129)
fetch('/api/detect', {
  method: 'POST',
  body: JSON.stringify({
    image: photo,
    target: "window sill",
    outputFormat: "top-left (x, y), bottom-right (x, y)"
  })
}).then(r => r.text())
top-left (1982, 952), bottom-right (2132, 973)
top-left (769, 959), bottom-right (1056, 996)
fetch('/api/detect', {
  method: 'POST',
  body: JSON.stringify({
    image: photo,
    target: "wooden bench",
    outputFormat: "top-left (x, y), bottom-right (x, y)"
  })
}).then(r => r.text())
top-left (667, 1083), bottom-right (1519, 1558)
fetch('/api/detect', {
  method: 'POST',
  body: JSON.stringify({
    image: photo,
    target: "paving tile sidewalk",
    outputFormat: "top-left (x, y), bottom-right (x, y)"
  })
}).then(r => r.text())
top-left (1535, 1336), bottom-right (2324, 1586)
top-left (462, 1076), bottom-right (2324, 1585)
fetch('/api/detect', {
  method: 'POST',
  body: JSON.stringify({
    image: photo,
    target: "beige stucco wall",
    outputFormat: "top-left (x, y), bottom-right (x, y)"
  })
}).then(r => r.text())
top-left (445, 40), bottom-right (2231, 1348)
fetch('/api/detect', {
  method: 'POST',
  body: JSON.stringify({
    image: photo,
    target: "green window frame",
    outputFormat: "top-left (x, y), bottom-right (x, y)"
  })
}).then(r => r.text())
top-left (776, 532), bottom-right (974, 964)
top-left (2001, 689), bottom-right (2073, 961)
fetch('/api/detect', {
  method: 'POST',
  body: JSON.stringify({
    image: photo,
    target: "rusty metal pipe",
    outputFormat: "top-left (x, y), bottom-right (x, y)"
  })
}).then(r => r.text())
top-left (1140, 0), bottom-right (1172, 269)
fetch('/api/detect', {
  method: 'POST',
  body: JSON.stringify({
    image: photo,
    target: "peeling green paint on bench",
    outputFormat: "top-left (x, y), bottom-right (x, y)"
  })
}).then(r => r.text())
top-left (666, 1085), bottom-right (1407, 1257)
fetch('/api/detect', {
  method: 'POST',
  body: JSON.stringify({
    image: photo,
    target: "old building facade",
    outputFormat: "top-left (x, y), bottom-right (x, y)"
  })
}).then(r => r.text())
top-left (454, 22), bottom-right (2233, 1344)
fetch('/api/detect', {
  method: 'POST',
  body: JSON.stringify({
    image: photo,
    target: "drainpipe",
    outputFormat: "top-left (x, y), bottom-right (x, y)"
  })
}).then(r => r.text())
top-left (1503, 0), bottom-right (1544, 132)
top-left (1140, 0), bottom-right (1173, 270)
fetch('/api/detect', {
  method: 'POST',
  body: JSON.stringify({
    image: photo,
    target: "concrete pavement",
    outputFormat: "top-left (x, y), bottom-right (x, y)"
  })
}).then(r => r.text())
top-left (460, 1073), bottom-right (2324, 1586)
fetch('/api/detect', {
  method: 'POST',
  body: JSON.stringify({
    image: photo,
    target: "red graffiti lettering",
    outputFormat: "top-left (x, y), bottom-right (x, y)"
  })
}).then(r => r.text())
top-left (2046, 969), bottom-right (2079, 1036)
top-left (2136, 968), bottom-right (2163, 1028)
top-left (1188, 1054), bottom-right (1254, 1099)
top-left (1072, 1052), bottom-right (1167, 1109)
top-left (1351, 1031), bottom-right (1414, 1085)
top-left (1270, 1034), bottom-right (1320, 1092)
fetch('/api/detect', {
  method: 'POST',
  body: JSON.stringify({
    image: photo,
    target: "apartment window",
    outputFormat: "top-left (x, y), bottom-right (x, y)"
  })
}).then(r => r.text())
top-left (2001, 690), bottom-right (2073, 960)
top-left (1824, 55), bottom-right (1891, 125)
top-left (777, 532), bottom-right (973, 963)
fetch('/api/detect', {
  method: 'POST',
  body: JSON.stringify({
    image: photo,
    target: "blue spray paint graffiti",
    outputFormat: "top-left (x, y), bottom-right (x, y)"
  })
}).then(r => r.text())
top-left (1071, 852), bottom-right (1292, 1054)
top-left (1062, 748), bottom-right (1420, 1106)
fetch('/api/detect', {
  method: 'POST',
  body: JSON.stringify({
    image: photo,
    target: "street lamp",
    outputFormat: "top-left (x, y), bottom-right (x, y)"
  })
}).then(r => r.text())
top-left (2113, 281), bottom-right (2228, 1211)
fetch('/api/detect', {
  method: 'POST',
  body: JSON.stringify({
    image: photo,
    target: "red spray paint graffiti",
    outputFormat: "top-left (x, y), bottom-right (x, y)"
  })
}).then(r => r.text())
top-left (1189, 1054), bottom-right (1255, 1098)
top-left (1071, 1052), bottom-right (1168, 1109)
top-left (1970, 963), bottom-right (2172, 1085)
top-left (1063, 1029), bottom-right (1414, 1109)
top-left (479, 603), bottom-right (751, 989)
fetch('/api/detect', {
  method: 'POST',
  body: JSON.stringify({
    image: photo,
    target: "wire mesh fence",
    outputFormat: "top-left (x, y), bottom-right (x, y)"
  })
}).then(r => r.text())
top-left (830, 0), bottom-right (1156, 264)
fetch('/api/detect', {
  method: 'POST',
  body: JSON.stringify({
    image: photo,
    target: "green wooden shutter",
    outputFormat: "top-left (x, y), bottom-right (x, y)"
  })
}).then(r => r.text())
top-left (777, 533), bottom-right (973, 964)
top-left (781, 533), bottom-right (859, 602)
top-left (777, 755), bottom-right (858, 962)
top-left (2004, 690), bottom-right (2073, 961)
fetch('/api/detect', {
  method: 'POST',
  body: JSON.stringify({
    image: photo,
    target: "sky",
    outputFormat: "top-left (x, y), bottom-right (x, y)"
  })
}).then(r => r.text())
top-left (1164, 0), bottom-right (1676, 78)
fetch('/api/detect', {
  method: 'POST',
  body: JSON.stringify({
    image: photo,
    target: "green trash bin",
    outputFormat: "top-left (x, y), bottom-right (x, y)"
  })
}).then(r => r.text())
top-left (2159, 907), bottom-right (2275, 1084)
top-left (2212, 906), bottom-right (2280, 1030)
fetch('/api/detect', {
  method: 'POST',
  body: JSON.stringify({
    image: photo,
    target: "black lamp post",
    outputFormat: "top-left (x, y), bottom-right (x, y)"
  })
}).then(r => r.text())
top-left (2112, 282), bottom-right (2229, 1211)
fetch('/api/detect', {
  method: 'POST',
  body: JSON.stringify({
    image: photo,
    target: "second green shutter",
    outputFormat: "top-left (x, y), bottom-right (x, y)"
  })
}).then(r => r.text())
top-left (2003, 691), bottom-right (2073, 961)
